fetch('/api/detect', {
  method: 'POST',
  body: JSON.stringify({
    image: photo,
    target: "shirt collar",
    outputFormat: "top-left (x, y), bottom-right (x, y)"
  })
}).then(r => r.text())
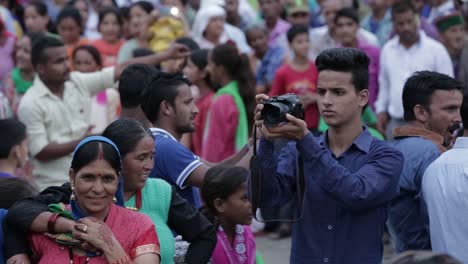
top-left (453, 137), bottom-right (468, 148)
top-left (319, 127), bottom-right (373, 154)
top-left (149, 127), bottom-right (177, 141)
top-left (31, 76), bottom-right (60, 98)
top-left (395, 30), bottom-right (426, 50)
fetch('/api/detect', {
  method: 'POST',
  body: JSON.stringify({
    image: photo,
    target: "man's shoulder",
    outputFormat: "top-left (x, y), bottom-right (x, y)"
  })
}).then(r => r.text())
top-left (381, 37), bottom-right (399, 52)
top-left (391, 136), bottom-right (440, 154)
top-left (368, 137), bottom-right (404, 158)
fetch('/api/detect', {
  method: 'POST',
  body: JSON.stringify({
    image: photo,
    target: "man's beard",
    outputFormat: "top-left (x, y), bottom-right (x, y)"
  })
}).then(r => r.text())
top-left (177, 125), bottom-right (195, 134)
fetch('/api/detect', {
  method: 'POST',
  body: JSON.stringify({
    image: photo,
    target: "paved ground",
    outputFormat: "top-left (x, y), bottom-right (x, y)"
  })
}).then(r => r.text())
top-left (255, 233), bottom-right (395, 264)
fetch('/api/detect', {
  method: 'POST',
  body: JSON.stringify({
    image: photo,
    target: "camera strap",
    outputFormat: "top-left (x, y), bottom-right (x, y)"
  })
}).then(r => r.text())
top-left (250, 128), bottom-right (306, 222)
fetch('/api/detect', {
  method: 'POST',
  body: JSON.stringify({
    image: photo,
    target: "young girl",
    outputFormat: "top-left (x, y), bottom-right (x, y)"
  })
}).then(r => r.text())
top-left (56, 6), bottom-right (88, 61)
top-left (72, 45), bottom-right (120, 134)
top-left (183, 49), bottom-right (214, 156)
top-left (3, 33), bottom-right (41, 115)
top-left (93, 7), bottom-right (124, 67)
top-left (117, 1), bottom-right (153, 63)
top-left (203, 43), bottom-right (256, 162)
top-left (201, 165), bottom-right (256, 264)
top-left (23, 1), bottom-right (51, 34)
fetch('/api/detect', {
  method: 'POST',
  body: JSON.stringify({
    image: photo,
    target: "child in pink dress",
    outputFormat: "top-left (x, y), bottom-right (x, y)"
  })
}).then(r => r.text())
top-left (201, 165), bottom-right (256, 264)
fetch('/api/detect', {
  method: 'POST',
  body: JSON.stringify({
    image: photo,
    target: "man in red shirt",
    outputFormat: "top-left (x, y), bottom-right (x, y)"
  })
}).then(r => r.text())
top-left (270, 24), bottom-right (319, 130)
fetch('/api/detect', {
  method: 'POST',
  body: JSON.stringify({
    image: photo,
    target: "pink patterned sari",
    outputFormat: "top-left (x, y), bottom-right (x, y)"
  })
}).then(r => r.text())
top-left (212, 225), bottom-right (256, 264)
top-left (30, 203), bottom-right (160, 263)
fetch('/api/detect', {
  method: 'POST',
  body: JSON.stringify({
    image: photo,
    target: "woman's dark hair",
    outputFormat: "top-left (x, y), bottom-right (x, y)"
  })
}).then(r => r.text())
top-left (0, 178), bottom-right (37, 209)
top-left (72, 45), bottom-right (103, 67)
top-left (71, 141), bottom-right (121, 173)
top-left (98, 7), bottom-right (123, 29)
top-left (57, 6), bottom-right (83, 29)
top-left (28, 0), bottom-right (48, 16)
top-left (119, 6), bottom-right (130, 20)
top-left (102, 119), bottom-right (152, 158)
top-left (130, 1), bottom-right (154, 14)
top-left (402, 71), bottom-right (465, 122)
top-left (211, 43), bottom-right (256, 131)
top-left (190, 49), bottom-right (213, 87)
top-left (201, 165), bottom-right (249, 223)
top-left (315, 48), bottom-right (369, 92)
top-left (0, 119), bottom-right (26, 159)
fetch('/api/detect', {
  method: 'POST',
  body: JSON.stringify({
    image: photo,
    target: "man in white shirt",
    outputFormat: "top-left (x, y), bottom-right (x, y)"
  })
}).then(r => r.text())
top-left (376, 1), bottom-right (453, 139)
top-left (18, 36), bottom-right (189, 190)
top-left (422, 93), bottom-right (468, 262)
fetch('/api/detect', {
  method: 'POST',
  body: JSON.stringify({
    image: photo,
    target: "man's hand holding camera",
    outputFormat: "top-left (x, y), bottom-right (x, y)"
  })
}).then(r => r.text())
top-left (254, 94), bottom-right (309, 141)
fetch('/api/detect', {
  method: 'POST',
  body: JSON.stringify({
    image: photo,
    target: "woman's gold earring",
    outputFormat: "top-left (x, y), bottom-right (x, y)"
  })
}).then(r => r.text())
top-left (70, 186), bottom-right (76, 201)
top-left (113, 197), bottom-right (117, 203)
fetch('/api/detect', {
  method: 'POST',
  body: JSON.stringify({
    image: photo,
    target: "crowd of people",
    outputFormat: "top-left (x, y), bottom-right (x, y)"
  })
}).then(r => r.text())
top-left (0, 0), bottom-right (467, 263)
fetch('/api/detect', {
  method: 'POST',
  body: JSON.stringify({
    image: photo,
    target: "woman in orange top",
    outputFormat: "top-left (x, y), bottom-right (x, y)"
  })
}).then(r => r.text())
top-left (56, 6), bottom-right (88, 62)
top-left (92, 7), bottom-right (125, 67)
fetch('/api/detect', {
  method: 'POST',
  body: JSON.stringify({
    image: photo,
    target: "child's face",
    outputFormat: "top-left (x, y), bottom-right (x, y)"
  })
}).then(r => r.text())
top-left (24, 6), bottom-right (49, 33)
top-left (16, 36), bottom-right (33, 70)
top-left (290, 33), bottom-right (310, 59)
top-left (73, 49), bottom-right (100, 73)
top-left (99, 13), bottom-right (121, 43)
top-left (183, 58), bottom-right (204, 84)
top-left (58, 17), bottom-right (81, 44)
top-left (246, 28), bottom-right (268, 56)
top-left (218, 183), bottom-right (253, 226)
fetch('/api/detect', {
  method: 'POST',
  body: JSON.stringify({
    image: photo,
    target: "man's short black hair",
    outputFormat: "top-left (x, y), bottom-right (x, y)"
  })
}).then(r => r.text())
top-left (0, 119), bottom-right (27, 159)
top-left (119, 64), bottom-right (158, 108)
top-left (402, 71), bottom-right (465, 122)
top-left (287, 24), bottom-right (309, 43)
top-left (462, 91), bottom-right (468, 127)
top-left (315, 48), bottom-right (370, 92)
top-left (391, 1), bottom-right (416, 20)
top-left (175, 37), bottom-right (200, 51)
top-left (31, 35), bottom-right (64, 67)
top-left (141, 72), bottom-right (191, 124)
top-left (334, 7), bottom-right (360, 25)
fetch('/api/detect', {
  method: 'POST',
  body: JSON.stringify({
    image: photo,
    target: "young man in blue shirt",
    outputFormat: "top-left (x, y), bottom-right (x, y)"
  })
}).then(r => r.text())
top-left (141, 72), bottom-right (251, 208)
top-left (254, 48), bottom-right (404, 264)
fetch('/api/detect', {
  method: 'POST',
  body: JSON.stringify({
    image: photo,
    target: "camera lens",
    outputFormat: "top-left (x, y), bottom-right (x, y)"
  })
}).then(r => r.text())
top-left (262, 103), bottom-right (289, 126)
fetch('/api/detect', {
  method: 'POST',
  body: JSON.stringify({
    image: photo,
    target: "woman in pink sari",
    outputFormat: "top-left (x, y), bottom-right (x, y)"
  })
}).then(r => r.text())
top-left (29, 136), bottom-right (161, 263)
top-left (201, 165), bottom-right (256, 264)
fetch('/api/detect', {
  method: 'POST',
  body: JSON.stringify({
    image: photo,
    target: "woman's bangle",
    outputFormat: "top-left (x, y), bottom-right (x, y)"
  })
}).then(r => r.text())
top-left (47, 213), bottom-right (60, 233)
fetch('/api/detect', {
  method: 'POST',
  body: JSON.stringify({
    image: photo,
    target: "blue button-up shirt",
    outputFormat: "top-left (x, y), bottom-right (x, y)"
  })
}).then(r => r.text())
top-left (258, 129), bottom-right (403, 264)
top-left (387, 136), bottom-right (441, 252)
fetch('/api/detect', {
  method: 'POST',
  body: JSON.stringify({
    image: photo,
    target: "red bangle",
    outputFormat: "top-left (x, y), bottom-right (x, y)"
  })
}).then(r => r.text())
top-left (47, 213), bottom-right (60, 233)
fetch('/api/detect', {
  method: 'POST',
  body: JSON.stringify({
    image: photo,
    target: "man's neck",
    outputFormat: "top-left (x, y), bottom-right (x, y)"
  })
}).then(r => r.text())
top-left (342, 38), bottom-right (358, 48)
top-left (290, 56), bottom-right (310, 71)
top-left (120, 107), bottom-right (152, 128)
top-left (0, 160), bottom-right (17, 176)
top-left (266, 16), bottom-right (278, 30)
top-left (372, 8), bottom-right (387, 21)
top-left (399, 34), bottom-right (420, 49)
top-left (227, 13), bottom-right (241, 27)
top-left (43, 79), bottom-right (65, 97)
top-left (20, 68), bottom-right (35, 81)
top-left (255, 49), bottom-right (267, 60)
top-left (155, 121), bottom-right (182, 141)
top-left (327, 117), bottom-right (363, 157)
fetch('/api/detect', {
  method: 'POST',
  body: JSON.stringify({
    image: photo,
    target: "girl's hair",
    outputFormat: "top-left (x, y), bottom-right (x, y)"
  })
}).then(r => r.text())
top-left (72, 45), bottom-right (103, 67)
top-left (211, 43), bottom-right (256, 131)
top-left (71, 141), bottom-right (121, 174)
top-left (130, 1), bottom-right (154, 14)
top-left (98, 7), bottom-right (123, 28)
top-left (190, 49), bottom-right (213, 87)
top-left (201, 165), bottom-right (249, 223)
top-left (28, 0), bottom-right (48, 16)
top-left (102, 118), bottom-right (152, 158)
top-left (57, 6), bottom-right (82, 28)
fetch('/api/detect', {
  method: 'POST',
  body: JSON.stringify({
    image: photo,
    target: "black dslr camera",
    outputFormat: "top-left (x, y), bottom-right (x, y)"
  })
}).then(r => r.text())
top-left (261, 93), bottom-right (305, 127)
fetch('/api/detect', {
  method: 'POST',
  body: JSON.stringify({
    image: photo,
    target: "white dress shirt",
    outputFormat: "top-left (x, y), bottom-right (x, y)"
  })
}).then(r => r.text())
top-left (422, 137), bottom-right (468, 263)
top-left (375, 31), bottom-right (453, 119)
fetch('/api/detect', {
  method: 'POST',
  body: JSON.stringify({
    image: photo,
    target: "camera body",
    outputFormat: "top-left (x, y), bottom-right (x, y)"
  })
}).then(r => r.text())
top-left (261, 93), bottom-right (305, 127)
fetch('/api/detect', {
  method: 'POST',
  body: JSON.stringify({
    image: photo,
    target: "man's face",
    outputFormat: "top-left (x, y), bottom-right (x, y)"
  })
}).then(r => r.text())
top-left (259, 0), bottom-right (279, 20)
top-left (335, 16), bottom-right (359, 46)
top-left (246, 28), bottom-right (268, 56)
top-left (289, 33), bottom-right (310, 58)
top-left (323, 0), bottom-right (342, 28)
top-left (225, 0), bottom-right (239, 15)
top-left (172, 84), bottom-right (199, 133)
top-left (317, 70), bottom-right (368, 128)
top-left (393, 10), bottom-right (420, 44)
top-left (37, 46), bottom-right (71, 84)
top-left (425, 89), bottom-right (463, 143)
top-left (440, 24), bottom-right (466, 53)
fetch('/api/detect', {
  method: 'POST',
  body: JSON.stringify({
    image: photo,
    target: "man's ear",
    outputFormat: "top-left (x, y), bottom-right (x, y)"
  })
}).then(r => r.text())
top-left (358, 89), bottom-right (369, 108)
top-left (414, 104), bottom-right (429, 123)
top-left (160, 100), bottom-right (173, 116)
